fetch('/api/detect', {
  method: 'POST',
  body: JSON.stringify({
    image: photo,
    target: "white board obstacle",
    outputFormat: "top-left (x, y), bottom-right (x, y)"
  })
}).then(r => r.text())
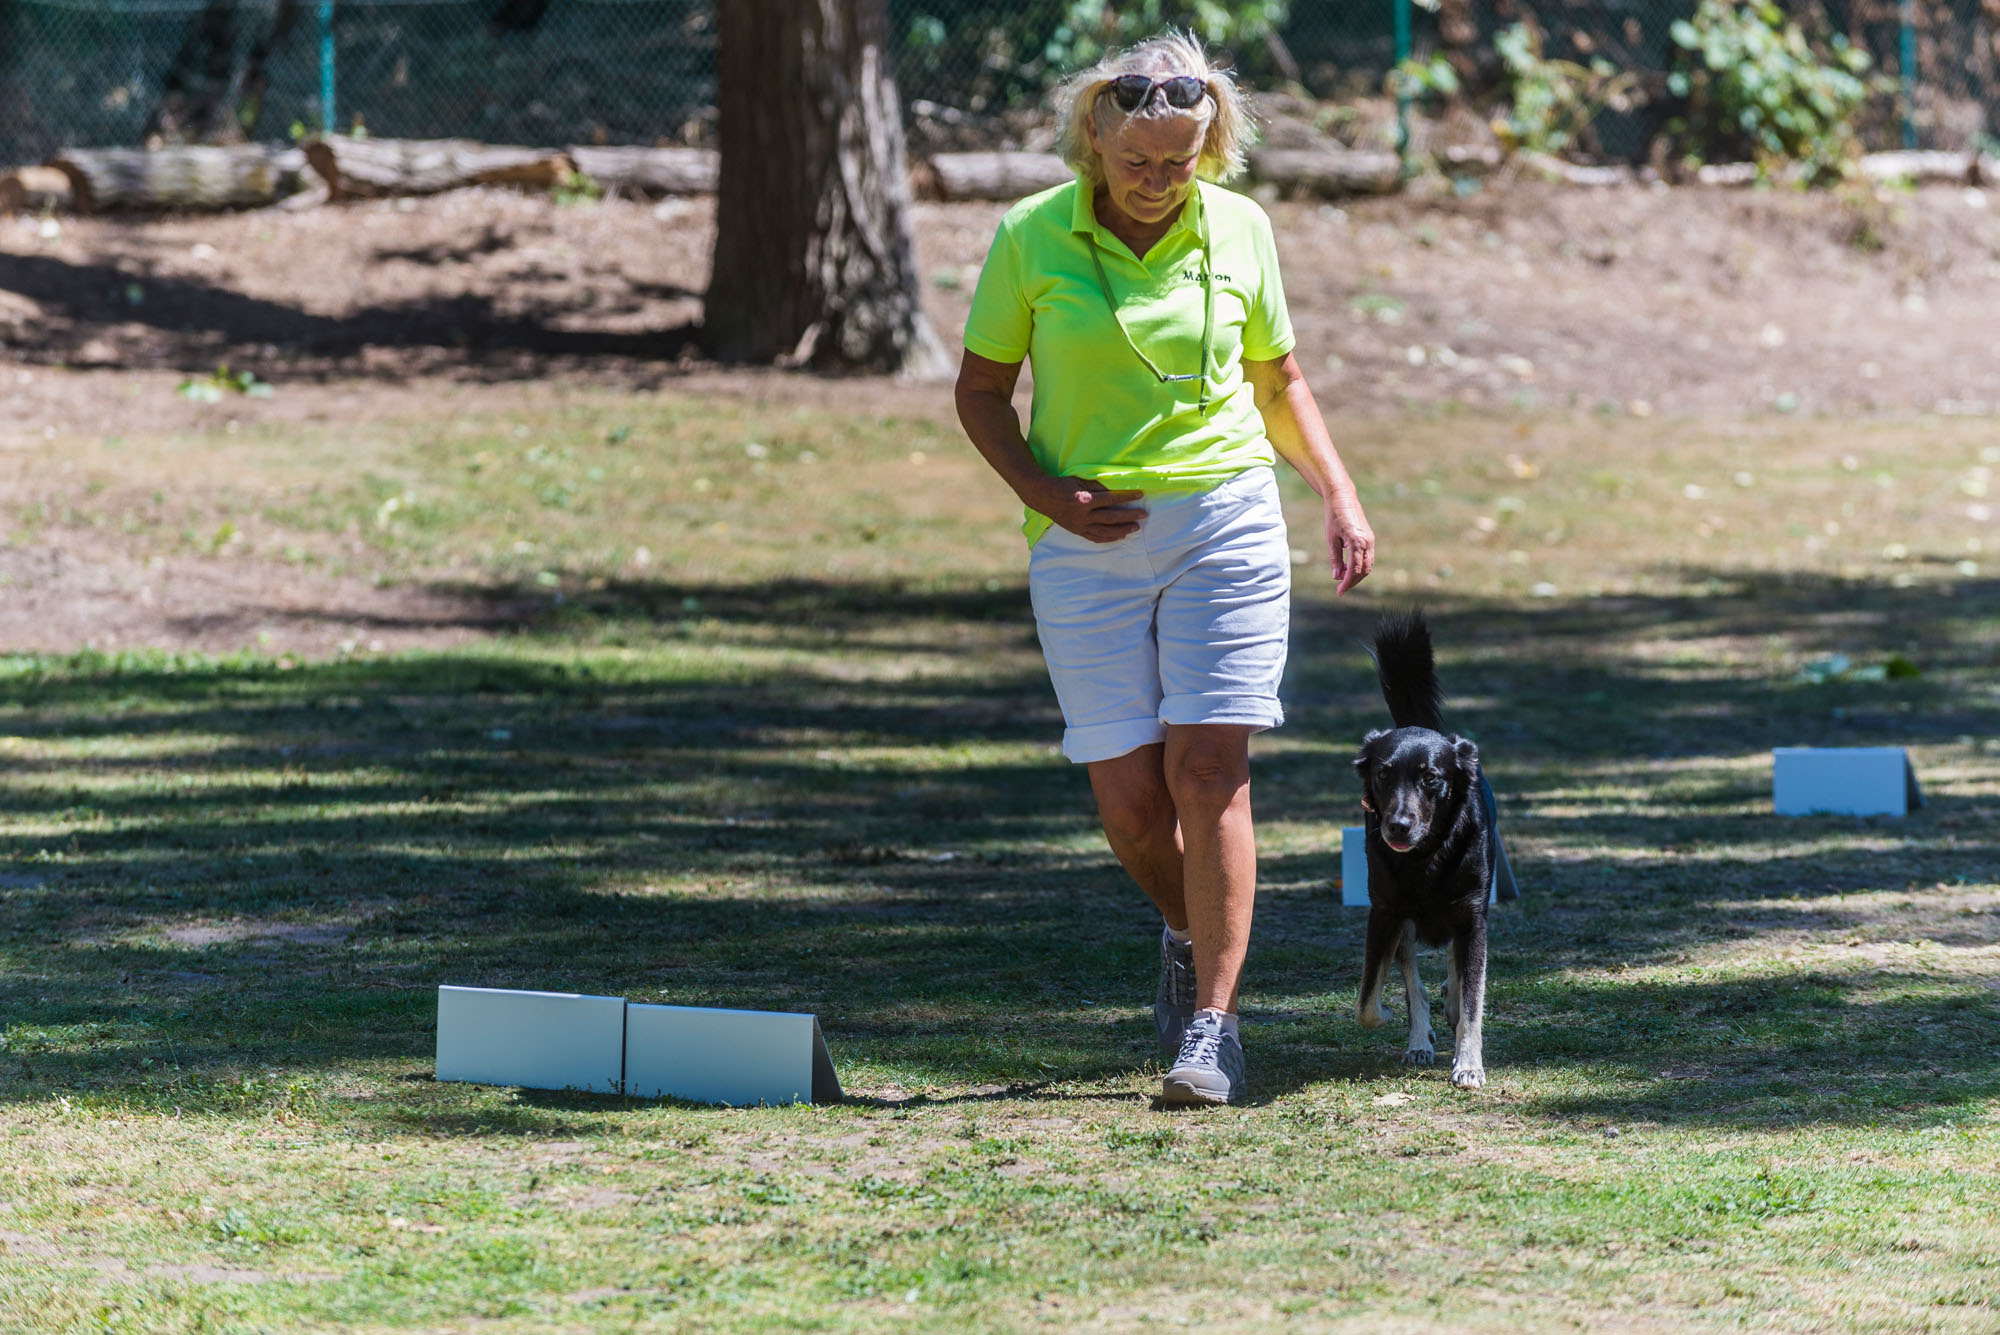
top-left (1339, 826), bottom-right (1499, 908)
top-left (625, 1003), bottom-right (842, 1107)
top-left (434, 986), bottom-right (842, 1105)
top-left (1773, 747), bottom-right (1924, 817)
top-left (435, 986), bottom-right (626, 1095)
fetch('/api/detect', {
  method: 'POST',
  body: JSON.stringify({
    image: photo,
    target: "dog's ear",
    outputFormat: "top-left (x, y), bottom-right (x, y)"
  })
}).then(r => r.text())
top-left (1352, 733), bottom-right (1385, 810)
top-left (1447, 734), bottom-right (1479, 777)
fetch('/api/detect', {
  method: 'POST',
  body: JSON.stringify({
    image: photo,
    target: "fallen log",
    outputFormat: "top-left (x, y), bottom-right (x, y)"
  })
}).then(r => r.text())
top-left (304, 138), bottom-right (574, 201)
top-left (1247, 147), bottom-right (1402, 198)
top-left (1694, 161), bottom-right (1760, 186)
top-left (1514, 152), bottom-right (1633, 187)
top-left (1439, 143), bottom-right (1505, 175)
top-left (1694, 153), bottom-right (1995, 189)
top-left (917, 151), bottom-right (1074, 202)
top-left (566, 146), bottom-right (717, 197)
top-left (44, 146), bottom-right (302, 213)
top-left (0, 166), bottom-right (73, 214)
top-left (1858, 150), bottom-right (1978, 185)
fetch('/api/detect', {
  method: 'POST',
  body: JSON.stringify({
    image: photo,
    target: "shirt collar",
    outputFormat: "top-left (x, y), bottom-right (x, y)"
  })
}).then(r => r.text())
top-left (1070, 178), bottom-right (1206, 247)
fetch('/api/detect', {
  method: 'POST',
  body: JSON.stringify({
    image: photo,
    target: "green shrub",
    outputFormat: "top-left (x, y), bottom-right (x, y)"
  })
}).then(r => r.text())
top-left (1492, 22), bottom-right (1639, 158)
top-left (1386, 52), bottom-right (1460, 107)
top-left (895, 1), bottom-right (1291, 113)
top-left (1050, 0), bottom-right (1290, 72)
top-left (1666, 0), bottom-right (1873, 184)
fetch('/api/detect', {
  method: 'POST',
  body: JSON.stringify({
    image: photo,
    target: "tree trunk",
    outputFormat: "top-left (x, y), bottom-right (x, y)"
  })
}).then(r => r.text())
top-left (146, 0), bottom-right (304, 144)
top-left (705, 0), bottom-right (946, 375)
top-left (146, 0), bottom-right (242, 143)
top-left (237, 0), bottom-right (304, 140)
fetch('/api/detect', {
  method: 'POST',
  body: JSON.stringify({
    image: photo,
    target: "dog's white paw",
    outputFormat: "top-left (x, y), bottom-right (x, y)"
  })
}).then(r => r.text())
top-left (1403, 1045), bottom-right (1435, 1066)
top-left (1450, 1064), bottom-right (1486, 1090)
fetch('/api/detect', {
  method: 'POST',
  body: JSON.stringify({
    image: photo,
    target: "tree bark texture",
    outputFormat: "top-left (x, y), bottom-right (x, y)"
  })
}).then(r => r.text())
top-left (145, 0), bottom-right (301, 144)
top-left (705, 0), bottom-right (946, 375)
top-left (146, 0), bottom-right (242, 143)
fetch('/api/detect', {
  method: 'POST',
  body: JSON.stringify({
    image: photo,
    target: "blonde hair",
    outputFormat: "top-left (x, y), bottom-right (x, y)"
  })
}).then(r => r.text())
top-left (1054, 32), bottom-right (1254, 190)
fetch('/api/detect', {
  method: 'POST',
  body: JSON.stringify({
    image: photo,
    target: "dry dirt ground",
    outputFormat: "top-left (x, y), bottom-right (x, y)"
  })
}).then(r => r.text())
top-left (1, 180), bottom-right (1997, 654)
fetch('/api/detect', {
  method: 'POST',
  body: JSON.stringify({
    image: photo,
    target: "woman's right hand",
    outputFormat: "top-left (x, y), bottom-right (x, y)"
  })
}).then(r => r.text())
top-left (1033, 476), bottom-right (1146, 543)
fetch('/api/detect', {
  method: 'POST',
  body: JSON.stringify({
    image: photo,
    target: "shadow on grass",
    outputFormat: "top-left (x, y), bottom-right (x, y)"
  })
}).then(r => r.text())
top-left (0, 249), bottom-right (703, 380)
top-left (0, 568), bottom-right (1994, 1127)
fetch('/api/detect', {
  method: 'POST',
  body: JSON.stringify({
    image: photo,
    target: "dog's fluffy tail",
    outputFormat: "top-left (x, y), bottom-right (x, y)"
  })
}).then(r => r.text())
top-left (1371, 610), bottom-right (1445, 731)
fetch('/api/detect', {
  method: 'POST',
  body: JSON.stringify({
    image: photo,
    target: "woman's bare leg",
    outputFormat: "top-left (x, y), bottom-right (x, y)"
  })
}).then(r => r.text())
top-left (1088, 727), bottom-right (1257, 1012)
top-left (1162, 724), bottom-right (1257, 1013)
top-left (1087, 743), bottom-right (1188, 932)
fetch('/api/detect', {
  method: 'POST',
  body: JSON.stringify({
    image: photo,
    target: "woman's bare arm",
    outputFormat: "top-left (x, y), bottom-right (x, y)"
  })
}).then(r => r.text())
top-left (954, 350), bottom-right (1146, 543)
top-left (1244, 352), bottom-right (1375, 593)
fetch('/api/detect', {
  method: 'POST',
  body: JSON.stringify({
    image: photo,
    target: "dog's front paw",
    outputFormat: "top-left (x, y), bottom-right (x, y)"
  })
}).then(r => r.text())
top-left (1402, 1044), bottom-right (1435, 1066)
top-left (1357, 1001), bottom-right (1387, 1030)
top-left (1450, 1063), bottom-right (1486, 1090)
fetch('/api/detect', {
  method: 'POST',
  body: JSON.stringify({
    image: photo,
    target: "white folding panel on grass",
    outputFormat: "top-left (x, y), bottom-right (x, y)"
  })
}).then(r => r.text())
top-left (1339, 826), bottom-right (1497, 908)
top-left (623, 1003), bottom-right (842, 1106)
top-left (435, 985), bottom-right (626, 1094)
top-left (1773, 747), bottom-right (1924, 817)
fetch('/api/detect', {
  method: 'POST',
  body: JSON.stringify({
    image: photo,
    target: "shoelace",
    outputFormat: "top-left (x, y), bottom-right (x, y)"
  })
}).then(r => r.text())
top-left (1175, 1023), bottom-right (1226, 1068)
top-left (1162, 951), bottom-right (1197, 1008)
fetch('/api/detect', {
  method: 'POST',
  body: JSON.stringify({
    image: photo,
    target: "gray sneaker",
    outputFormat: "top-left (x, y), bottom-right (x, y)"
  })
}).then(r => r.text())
top-left (1161, 1011), bottom-right (1245, 1106)
top-left (1154, 929), bottom-right (1197, 1060)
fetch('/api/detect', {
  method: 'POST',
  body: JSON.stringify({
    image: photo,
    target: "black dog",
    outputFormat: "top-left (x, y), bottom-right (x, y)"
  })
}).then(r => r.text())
top-left (1351, 611), bottom-right (1493, 1089)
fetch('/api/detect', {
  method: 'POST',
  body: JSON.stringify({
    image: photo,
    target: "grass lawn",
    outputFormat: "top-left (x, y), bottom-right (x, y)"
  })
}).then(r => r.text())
top-left (2, 386), bottom-right (1998, 1332)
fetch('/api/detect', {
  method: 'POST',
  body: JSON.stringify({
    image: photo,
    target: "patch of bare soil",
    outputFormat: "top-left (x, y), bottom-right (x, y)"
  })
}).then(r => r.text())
top-left (160, 920), bottom-right (354, 947)
top-left (0, 540), bottom-right (510, 657)
top-left (0, 190), bottom-right (710, 378)
top-left (0, 179), bottom-right (1996, 656)
top-left (2, 180), bottom-right (1995, 416)
top-left (923, 182), bottom-right (2000, 418)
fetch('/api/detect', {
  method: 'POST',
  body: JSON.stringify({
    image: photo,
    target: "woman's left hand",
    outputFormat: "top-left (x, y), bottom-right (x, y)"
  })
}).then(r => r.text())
top-left (1325, 494), bottom-right (1375, 595)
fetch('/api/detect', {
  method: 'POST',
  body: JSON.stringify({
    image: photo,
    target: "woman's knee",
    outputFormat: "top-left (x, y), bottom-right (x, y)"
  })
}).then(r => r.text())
top-left (1090, 752), bottom-right (1176, 849)
top-left (1165, 730), bottom-right (1251, 814)
top-left (1096, 778), bottom-right (1175, 849)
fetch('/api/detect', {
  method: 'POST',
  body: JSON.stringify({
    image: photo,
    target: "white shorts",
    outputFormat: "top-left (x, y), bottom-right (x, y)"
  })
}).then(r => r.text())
top-left (1029, 466), bottom-right (1291, 764)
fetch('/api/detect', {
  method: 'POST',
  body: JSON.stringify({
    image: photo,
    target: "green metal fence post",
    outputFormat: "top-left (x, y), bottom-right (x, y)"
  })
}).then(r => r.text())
top-left (1899, 0), bottom-right (1917, 148)
top-left (1393, 0), bottom-right (1411, 158)
top-left (319, 1), bottom-right (337, 134)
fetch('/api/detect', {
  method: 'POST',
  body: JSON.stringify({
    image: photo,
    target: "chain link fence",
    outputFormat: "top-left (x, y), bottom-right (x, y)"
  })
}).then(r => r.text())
top-left (2, 1), bottom-right (1995, 167)
top-left (0, 0), bottom-right (716, 164)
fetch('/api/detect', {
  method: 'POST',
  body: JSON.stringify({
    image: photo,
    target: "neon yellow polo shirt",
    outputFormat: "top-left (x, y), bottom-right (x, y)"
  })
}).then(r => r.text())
top-left (963, 177), bottom-right (1295, 544)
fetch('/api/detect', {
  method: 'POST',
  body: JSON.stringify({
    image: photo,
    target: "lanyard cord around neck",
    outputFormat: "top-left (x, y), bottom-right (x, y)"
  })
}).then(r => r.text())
top-left (1087, 199), bottom-right (1214, 414)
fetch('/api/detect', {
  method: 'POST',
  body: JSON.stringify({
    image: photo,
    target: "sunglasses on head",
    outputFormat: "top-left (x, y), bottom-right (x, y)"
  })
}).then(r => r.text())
top-left (1105, 73), bottom-right (1208, 112)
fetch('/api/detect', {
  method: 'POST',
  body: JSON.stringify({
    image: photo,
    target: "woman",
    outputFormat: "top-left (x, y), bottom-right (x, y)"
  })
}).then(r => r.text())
top-left (953, 33), bottom-right (1374, 1105)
